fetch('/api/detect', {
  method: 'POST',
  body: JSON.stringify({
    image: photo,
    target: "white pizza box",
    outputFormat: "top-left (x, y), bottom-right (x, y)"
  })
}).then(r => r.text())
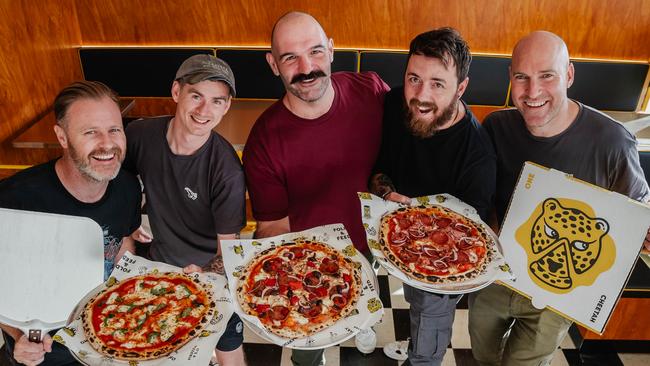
top-left (0, 208), bottom-right (104, 341)
top-left (222, 223), bottom-right (383, 350)
top-left (55, 252), bottom-right (233, 365)
top-left (359, 193), bottom-right (514, 295)
top-left (498, 162), bottom-right (650, 334)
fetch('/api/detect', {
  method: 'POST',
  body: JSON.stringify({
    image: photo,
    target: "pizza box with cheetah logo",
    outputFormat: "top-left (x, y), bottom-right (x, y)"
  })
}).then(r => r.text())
top-left (498, 162), bottom-right (650, 334)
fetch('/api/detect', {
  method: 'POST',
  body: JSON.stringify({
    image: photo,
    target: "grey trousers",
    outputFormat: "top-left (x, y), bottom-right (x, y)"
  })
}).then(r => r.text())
top-left (404, 284), bottom-right (458, 366)
top-left (291, 349), bottom-right (325, 366)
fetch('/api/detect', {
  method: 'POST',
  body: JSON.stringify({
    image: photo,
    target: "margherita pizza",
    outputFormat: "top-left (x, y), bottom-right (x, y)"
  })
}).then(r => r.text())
top-left (81, 272), bottom-right (215, 360)
top-left (236, 240), bottom-right (361, 339)
top-left (380, 206), bottom-right (493, 284)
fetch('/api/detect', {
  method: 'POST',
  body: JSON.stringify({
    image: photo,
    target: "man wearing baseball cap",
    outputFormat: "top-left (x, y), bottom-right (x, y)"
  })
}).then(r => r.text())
top-left (123, 54), bottom-right (246, 365)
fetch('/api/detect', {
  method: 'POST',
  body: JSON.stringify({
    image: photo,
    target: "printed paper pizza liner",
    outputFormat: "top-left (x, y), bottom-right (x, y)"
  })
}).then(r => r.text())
top-left (222, 223), bottom-right (384, 350)
top-left (359, 193), bottom-right (514, 294)
top-left (54, 252), bottom-right (234, 366)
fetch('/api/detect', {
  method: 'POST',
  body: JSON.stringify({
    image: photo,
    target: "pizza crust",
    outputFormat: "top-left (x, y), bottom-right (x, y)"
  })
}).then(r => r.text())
top-left (379, 206), bottom-right (494, 284)
top-left (81, 272), bottom-right (215, 360)
top-left (237, 240), bottom-right (361, 339)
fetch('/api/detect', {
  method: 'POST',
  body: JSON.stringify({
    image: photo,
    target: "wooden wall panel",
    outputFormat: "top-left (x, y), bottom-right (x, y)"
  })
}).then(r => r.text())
top-left (0, 0), bottom-right (82, 165)
top-left (75, 0), bottom-right (650, 60)
top-left (578, 297), bottom-right (650, 340)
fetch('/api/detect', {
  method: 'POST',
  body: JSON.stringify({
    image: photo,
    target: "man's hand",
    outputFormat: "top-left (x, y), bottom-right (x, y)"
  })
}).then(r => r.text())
top-left (13, 333), bottom-right (52, 366)
top-left (384, 192), bottom-right (411, 205)
top-left (202, 255), bottom-right (225, 275)
top-left (131, 225), bottom-right (153, 243)
top-left (183, 264), bottom-right (203, 274)
top-left (643, 228), bottom-right (650, 253)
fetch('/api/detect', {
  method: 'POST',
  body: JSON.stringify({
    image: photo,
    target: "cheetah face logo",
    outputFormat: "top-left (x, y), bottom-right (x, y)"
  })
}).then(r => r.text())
top-left (516, 198), bottom-right (615, 293)
top-left (366, 298), bottom-right (382, 313)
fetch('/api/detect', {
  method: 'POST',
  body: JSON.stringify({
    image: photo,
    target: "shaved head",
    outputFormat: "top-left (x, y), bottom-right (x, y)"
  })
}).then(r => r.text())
top-left (266, 11), bottom-right (334, 106)
top-left (270, 12), bottom-right (329, 53)
top-left (509, 30), bottom-right (577, 137)
top-left (512, 31), bottom-right (570, 73)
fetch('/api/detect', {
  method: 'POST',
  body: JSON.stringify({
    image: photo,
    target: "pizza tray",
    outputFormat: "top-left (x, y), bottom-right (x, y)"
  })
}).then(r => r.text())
top-left (54, 252), bottom-right (234, 366)
top-left (222, 224), bottom-right (384, 350)
top-left (358, 193), bottom-right (515, 295)
top-left (0, 208), bottom-right (104, 341)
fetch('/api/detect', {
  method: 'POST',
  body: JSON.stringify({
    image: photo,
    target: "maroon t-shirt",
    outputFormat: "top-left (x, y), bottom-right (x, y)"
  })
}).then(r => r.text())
top-left (243, 72), bottom-right (389, 252)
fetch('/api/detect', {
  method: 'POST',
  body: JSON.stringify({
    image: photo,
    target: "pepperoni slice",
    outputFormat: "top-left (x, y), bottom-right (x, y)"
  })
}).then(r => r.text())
top-left (408, 226), bottom-right (426, 239)
top-left (331, 295), bottom-right (347, 308)
top-left (299, 303), bottom-right (323, 318)
top-left (248, 280), bottom-right (266, 296)
top-left (436, 217), bottom-right (452, 228)
top-left (398, 248), bottom-right (419, 263)
top-left (431, 231), bottom-right (449, 244)
top-left (398, 217), bottom-right (412, 229)
top-left (453, 251), bottom-right (470, 264)
top-left (319, 258), bottom-right (339, 274)
top-left (415, 213), bottom-right (433, 226)
top-left (262, 258), bottom-right (283, 274)
top-left (390, 231), bottom-right (409, 245)
top-left (270, 305), bottom-right (290, 321)
top-left (453, 222), bottom-right (471, 233)
top-left (290, 247), bottom-right (305, 259)
top-left (303, 271), bottom-right (322, 286)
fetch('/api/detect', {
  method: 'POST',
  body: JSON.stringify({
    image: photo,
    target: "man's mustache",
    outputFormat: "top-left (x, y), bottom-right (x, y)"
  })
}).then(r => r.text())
top-left (291, 70), bottom-right (327, 84)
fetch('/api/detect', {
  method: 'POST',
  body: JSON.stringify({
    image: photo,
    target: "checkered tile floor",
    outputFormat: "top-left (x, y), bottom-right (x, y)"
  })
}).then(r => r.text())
top-left (239, 267), bottom-right (650, 366)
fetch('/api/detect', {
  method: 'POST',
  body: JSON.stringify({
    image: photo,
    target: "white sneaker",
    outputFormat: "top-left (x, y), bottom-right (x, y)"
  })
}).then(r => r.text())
top-left (355, 328), bottom-right (377, 354)
top-left (383, 340), bottom-right (409, 361)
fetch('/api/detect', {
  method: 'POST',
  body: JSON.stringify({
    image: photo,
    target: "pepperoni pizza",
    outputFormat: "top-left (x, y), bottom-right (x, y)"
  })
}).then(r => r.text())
top-left (379, 206), bottom-right (493, 284)
top-left (236, 240), bottom-right (361, 339)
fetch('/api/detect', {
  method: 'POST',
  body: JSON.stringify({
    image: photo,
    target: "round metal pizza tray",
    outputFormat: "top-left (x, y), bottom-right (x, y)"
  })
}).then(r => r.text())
top-left (236, 252), bottom-right (383, 350)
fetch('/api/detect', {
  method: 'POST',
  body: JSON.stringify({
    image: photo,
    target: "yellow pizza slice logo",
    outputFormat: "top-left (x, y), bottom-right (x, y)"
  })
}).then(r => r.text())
top-left (515, 198), bottom-right (615, 294)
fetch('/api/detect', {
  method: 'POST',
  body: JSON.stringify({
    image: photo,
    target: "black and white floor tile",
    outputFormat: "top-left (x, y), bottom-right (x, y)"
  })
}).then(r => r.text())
top-left (238, 267), bottom-right (650, 366)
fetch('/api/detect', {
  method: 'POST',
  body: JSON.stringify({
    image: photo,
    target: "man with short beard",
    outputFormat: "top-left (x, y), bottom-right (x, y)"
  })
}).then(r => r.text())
top-left (370, 28), bottom-right (496, 366)
top-left (0, 81), bottom-right (141, 366)
top-left (244, 11), bottom-right (389, 366)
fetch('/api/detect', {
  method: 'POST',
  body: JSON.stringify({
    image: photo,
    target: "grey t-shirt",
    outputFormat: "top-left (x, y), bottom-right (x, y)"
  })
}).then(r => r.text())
top-left (484, 101), bottom-right (650, 224)
top-left (125, 116), bottom-right (246, 267)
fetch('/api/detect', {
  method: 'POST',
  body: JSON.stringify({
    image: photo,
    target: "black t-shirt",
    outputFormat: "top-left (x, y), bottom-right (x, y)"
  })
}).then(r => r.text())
top-left (0, 160), bottom-right (142, 278)
top-left (483, 103), bottom-right (650, 224)
top-left (125, 116), bottom-right (246, 267)
top-left (373, 87), bottom-right (496, 221)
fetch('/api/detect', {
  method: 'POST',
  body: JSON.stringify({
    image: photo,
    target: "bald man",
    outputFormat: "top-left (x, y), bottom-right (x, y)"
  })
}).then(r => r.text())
top-left (468, 31), bottom-right (650, 366)
top-left (243, 11), bottom-right (389, 365)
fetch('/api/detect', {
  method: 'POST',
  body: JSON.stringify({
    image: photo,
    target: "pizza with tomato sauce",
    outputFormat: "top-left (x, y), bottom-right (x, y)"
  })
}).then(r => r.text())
top-left (380, 206), bottom-right (493, 284)
top-left (236, 240), bottom-right (361, 339)
top-left (81, 272), bottom-right (215, 360)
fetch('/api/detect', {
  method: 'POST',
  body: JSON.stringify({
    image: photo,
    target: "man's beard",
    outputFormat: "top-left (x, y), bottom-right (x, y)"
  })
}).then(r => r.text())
top-left (69, 144), bottom-right (123, 183)
top-left (285, 70), bottom-right (330, 103)
top-left (405, 98), bottom-right (458, 138)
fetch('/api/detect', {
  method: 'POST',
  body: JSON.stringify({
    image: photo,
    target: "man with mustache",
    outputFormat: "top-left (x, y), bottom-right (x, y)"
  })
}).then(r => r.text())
top-left (123, 54), bottom-right (246, 365)
top-left (468, 31), bottom-right (650, 366)
top-left (243, 11), bottom-right (389, 365)
top-left (0, 81), bottom-right (141, 366)
top-left (370, 28), bottom-right (496, 366)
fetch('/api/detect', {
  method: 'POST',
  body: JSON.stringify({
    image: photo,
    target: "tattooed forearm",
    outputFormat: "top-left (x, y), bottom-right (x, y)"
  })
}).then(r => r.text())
top-left (370, 173), bottom-right (396, 199)
top-left (202, 254), bottom-right (225, 275)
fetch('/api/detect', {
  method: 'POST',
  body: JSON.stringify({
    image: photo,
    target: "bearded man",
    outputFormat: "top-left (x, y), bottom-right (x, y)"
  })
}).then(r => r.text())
top-left (370, 28), bottom-right (496, 366)
top-left (0, 81), bottom-right (141, 366)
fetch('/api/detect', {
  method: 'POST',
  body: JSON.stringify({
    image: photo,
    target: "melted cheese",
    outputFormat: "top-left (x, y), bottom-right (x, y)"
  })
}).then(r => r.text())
top-left (106, 292), bottom-right (119, 305)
